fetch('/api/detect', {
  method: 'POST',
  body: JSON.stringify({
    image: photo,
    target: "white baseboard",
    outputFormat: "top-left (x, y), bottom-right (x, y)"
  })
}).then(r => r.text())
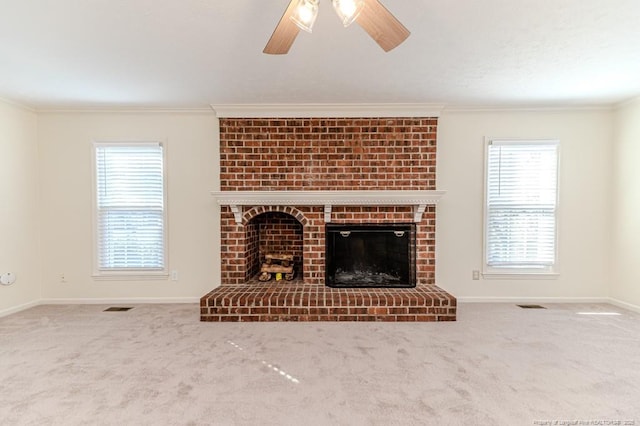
top-left (608, 298), bottom-right (640, 314)
top-left (40, 297), bottom-right (200, 305)
top-left (457, 296), bottom-right (640, 314)
top-left (0, 300), bottom-right (41, 318)
top-left (0, 297), bottom-right (200, 317)
top-left (456, 296), bottom-right (610, 304)
top-left (3, 296), bottom-right (639, 317)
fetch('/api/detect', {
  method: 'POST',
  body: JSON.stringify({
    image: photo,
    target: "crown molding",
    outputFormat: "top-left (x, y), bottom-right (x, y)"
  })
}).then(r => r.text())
top-left (442, 104), bottom-right (614, 113)
top-left (0, 96), bottom-right (37, 113)
top-left (4, 100), bottom-right (626, 115)
top-left (613, 95), bottom-right (640, 110)
top-left (210, 103), bottom-right (444, 118)
top-left (36, 106), bottom-right (215, 114)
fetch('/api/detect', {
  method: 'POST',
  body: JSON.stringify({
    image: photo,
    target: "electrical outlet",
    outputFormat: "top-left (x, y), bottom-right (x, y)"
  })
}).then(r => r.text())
top-left (59, 273), bottom-right (67, 283)
top-left (472, 270), bottom-right (480, 280)
top-left (171, 270), bottom-right (179, 281)
top-left (0, 272), bottom-right (16, 286)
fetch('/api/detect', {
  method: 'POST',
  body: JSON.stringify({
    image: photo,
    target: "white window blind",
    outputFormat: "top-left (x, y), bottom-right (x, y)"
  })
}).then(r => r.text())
top-left (94, 142), bottom-right (166, 272)
top-left (485, 140), bottom-right (559, 271)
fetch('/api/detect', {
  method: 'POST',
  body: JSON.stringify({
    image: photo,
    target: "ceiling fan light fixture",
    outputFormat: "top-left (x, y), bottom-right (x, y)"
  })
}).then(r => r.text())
top-left (290, 0), bottom-right (319, 33)
top-left (332, 0), bottom-right (365, 27)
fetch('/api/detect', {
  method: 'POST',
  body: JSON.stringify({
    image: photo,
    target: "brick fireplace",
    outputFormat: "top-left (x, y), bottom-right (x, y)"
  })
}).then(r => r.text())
top-left (200, 115), bottom-right (456, 322)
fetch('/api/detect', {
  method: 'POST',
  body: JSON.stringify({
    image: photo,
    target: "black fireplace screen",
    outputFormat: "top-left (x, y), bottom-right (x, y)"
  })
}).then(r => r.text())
top-left (325, 223), bottom-right (416, 288)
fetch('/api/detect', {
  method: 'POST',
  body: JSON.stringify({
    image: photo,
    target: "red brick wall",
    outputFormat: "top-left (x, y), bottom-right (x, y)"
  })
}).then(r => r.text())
top-left (220, 118), bottom-right (437, 191)
top-left (244, 220), bottom-right (259, 281)
top-left (218, 117), bottom-right (438, 286)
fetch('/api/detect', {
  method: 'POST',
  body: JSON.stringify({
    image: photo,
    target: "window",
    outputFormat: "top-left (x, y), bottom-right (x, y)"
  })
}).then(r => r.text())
top-left (93, 142), bottom-right (167, 278)
top-left (484, 139), bottom-right (559, 277)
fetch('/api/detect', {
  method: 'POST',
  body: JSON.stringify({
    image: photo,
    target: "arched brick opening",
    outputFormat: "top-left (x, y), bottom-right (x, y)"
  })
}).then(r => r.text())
top-left (243, 206), bottom-right (307, 282)
top-left (242, 205), bottom-right (309, 226)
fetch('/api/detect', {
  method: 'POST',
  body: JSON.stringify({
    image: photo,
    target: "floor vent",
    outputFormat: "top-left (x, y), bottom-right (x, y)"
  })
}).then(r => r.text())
top-left (517, 304), bottom-right (547, 309)
top-left (104, 307), bottom-right (133, 312)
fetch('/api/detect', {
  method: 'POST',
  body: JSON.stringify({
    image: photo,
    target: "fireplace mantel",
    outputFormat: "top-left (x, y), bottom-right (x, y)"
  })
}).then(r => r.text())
top-left (211, 190), bottom-right (446, 223)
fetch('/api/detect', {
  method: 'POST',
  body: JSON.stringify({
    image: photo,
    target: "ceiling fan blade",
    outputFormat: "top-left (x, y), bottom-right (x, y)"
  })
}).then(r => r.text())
top-left (356, 0), bottom-right (410, 52)
top-left (264, 0), bottom-right (301, 54)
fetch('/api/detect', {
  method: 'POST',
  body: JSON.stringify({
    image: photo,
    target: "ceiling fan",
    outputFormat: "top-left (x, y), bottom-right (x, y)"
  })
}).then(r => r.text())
top-left (264, 0), bottom-right (410, 54)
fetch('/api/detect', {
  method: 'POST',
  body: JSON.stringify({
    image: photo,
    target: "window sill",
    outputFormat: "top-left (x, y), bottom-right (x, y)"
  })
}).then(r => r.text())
top-left (92, 272), bottom-right (169, 281)
top-left (481, 272), bottom-right (559, 280)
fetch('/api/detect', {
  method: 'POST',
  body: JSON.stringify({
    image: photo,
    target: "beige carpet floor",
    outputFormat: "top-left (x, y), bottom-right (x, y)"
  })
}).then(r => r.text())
top-left (0, 302), bottom-right (638, 426)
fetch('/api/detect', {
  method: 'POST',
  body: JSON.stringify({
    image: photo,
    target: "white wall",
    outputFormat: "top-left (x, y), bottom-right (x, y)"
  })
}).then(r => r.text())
top-left (3, 105), bottom-right (620, 307)
top-left (37, 111), bottom-right (219, 302)
top-left (0, 100), bottom-right (41, 314)
top-left (611, 98), bottom-right (640, 308)
top-left (437, 109), bottom-right (613, 300)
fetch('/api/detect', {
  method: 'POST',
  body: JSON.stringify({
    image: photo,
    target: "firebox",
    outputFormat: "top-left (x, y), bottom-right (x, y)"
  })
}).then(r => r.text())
top-left (325, 223), bottom-right (416, 288)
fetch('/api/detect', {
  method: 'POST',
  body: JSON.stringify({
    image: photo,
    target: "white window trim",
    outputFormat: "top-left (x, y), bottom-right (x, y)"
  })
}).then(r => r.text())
top-left (482, 137), bottom-right (560, 280)
top-left (91, 140), bottom-right (169, 281)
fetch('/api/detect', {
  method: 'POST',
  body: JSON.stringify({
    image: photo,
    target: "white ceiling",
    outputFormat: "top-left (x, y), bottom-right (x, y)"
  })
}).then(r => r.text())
top-left (1, 0), bottom-right (639, 109)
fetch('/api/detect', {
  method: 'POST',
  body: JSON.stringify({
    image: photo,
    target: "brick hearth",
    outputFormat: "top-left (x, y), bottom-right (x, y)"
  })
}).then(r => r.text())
top-left (201, 282), bottom-right (456, 322)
